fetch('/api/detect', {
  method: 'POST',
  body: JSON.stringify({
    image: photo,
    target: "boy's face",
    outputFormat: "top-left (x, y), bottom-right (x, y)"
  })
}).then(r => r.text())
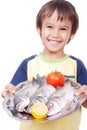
top-left (37, 10), bottom-right (74, 55)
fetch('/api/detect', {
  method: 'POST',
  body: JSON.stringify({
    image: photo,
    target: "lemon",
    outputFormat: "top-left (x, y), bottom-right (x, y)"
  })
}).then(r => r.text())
top-left (31, 102), bottom-right (48, 119)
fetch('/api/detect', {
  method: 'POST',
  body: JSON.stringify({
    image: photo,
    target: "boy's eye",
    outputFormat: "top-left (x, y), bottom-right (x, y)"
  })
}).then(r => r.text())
top-left (47, 25), bottom-right (53, 28)
top-left (61, 28), bottom-right (67, 31)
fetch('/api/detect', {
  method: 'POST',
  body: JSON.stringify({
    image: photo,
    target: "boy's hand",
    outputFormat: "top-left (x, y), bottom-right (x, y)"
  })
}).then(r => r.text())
top-left (1, 83), bottom-right (15, 98)
top-left (75, 85), bottom-right (87, 108)
top-left (75, 85), bottom-right (87, 98)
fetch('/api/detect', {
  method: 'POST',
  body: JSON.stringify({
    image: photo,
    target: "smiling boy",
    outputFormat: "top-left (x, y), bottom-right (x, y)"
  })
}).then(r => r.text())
top-left (2, 0), bottom-right (87, 130)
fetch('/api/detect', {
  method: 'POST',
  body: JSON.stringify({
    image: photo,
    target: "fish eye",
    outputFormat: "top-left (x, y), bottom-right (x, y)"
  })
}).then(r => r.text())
top-left (48, 103), bottom-right (53, 109)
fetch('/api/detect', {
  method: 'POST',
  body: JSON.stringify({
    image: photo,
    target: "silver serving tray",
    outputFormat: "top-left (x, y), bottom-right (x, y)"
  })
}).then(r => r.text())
top-left (2, 78), bottom-right (86, 123)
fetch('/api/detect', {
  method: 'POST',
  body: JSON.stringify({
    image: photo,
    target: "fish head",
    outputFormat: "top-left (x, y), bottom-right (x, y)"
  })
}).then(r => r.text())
top-left (14, 94), bottom-right (30, 112)
top-left (47, 98), bottom-right (62, 116)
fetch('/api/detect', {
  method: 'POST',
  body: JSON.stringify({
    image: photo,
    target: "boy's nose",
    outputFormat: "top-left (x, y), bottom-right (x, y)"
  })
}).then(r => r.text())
top-left (52, 29), bottom-right (60, 38)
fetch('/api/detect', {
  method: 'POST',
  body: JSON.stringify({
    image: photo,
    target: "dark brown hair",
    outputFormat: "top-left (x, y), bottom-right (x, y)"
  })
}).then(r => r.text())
top-left (36, 0), bottom-right (79, 35)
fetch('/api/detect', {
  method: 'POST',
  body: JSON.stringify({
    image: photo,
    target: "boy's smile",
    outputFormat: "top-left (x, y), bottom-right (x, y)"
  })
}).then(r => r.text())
top-left (37, 10), bottom-right (74, 58)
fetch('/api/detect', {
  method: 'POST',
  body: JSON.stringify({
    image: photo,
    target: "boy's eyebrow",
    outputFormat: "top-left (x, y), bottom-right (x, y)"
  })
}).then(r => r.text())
top-left (44, 23), bottom-right (53, 25)
top-left (60, 25), bottom-right (70, 29)
top-left (43, 22), bottom-right (54, 26)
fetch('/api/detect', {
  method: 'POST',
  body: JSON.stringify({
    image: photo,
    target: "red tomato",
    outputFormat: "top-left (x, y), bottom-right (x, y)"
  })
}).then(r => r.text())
top-left (46, 71), bottom-right (64, 87)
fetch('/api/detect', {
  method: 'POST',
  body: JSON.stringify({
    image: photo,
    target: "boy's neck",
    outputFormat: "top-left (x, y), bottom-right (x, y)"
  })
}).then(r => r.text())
top-left (41, 51), bottom-right (66, 59)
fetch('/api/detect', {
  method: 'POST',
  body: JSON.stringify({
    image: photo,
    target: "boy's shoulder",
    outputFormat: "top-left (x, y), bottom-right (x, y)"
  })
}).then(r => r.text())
top-left (24, 54), bottom-right (37, 61)
top-left (70, 55), bottom-right (85, 67)
top-left (70, 55), bottom-right (87, 75)
top-left (18, 54), bottom-right (37, 69)
top-left (70, 55), bottom-right (87, 85)
top-left (22, 54), bottom-right (37, 63)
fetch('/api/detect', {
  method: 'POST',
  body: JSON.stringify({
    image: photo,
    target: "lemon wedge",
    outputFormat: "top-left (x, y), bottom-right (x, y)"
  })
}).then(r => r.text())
top-left (31, 102), bottom-right (48, 119)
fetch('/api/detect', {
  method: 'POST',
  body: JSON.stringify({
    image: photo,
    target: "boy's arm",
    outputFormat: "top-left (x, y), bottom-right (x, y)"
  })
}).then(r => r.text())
top-left (75, 85), bottom-right (87, 108)
top-left (10, 55), bottom-right (36, 85)
top-left (82, 99), bottom-right (87, 108)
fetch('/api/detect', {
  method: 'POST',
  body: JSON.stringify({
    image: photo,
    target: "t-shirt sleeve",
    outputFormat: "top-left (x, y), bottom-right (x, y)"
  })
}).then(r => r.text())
top-left (77, 59), bottom-right (87, 85)
top-left (10, 59), bottom-right (28, 86)
top-left (10, 55), bottom-right (36, 86)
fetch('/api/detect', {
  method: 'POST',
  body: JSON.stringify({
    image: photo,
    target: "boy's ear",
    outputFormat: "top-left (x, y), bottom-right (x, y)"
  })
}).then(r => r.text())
top-left (68, 33), bottom-right (75, 43)
top-left (36, 26), bottom-right (41, 34)
top-left (70, 33), bottom-right (75, 40)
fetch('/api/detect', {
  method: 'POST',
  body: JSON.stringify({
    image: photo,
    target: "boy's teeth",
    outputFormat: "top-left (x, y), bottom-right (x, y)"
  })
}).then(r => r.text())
top-left (49, 40), bottom-right (59, 44)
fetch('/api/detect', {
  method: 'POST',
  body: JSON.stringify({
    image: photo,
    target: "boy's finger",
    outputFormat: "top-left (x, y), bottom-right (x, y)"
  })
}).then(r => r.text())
top-left (75, 85), bottom-right (87, 96)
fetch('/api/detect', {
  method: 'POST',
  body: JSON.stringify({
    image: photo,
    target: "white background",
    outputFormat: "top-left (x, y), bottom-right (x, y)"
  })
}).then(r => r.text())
top-left (0, 0), bottom-right (87, 130)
